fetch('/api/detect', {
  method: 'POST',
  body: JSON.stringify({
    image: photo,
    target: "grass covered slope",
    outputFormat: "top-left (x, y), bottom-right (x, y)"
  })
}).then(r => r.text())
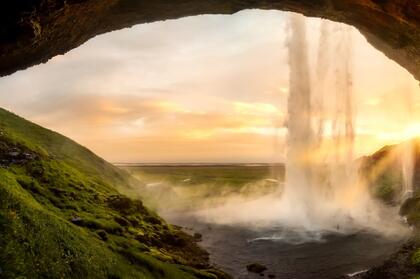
top-left (356, 139), bottom-right (420, 279)
top-left (0, 108), bottom-right (228, 279)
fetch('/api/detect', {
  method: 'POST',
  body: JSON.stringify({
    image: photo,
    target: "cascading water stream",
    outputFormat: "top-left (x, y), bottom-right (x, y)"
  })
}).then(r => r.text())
top-left (282, 14), bottom-right (407, 235)
top-left (282, 13), bottom-right (314, 226)
top-left (400, 90), bottom-right (415, 200)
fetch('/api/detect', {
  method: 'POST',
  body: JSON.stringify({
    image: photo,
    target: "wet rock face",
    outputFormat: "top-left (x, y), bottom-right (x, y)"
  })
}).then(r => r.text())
top-left (0, 0), bottom-right (419, 80)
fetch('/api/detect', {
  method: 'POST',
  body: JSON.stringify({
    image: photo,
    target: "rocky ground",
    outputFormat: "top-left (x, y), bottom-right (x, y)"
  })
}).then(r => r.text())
top-left (0, 1), bottom-right (418, 79)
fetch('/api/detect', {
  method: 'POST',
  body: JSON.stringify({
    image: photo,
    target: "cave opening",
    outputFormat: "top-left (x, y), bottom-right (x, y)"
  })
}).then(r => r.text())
top-left (0, 9), bottom-right (419, 279)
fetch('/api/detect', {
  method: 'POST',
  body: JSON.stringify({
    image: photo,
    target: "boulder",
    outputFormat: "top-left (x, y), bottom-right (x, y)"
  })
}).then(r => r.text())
top-left (247, 263), bottom-right (267, 274)
top-left (193, 232), bottom-right (202, 242)
top-left (70, 216), bottom-right (83, 226)
top-left (97, 230), bottom-right (108, 241)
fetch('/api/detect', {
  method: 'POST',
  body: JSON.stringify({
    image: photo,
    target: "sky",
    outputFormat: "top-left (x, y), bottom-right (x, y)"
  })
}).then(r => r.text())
top-left (0, 10), bottom-right (419, 163)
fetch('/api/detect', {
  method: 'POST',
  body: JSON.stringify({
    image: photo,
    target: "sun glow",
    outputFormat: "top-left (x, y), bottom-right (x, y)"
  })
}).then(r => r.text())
top-left (377, 123), bottom-right (420, 142)
top-left (0, 10), bottom-right (418, 163)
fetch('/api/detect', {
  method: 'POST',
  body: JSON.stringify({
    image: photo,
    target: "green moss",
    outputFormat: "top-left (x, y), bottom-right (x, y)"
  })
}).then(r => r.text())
top-left (0, 107), bottom-right (225, 278)
top-left (372, 171), bottom-right (402, 203)
top-left (0, 170), bottom-right (147, 278)
top-left (412, 249), bottom-right (420, 266)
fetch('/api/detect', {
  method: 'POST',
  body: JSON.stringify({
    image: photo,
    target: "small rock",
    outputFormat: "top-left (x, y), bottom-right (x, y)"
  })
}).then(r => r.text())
top-left (268, 274), bottom-right (276, 278)
top-left (193, 232), bottom-right (202, 242)
top-left (129, 218), bottom-right (139, 227)
top-left (144, 216), bottom-right (161, 225)
top-left (247, 263), bottom-right (267, 274)
top-left (71, 216), bottom-right (83, 225)
top-left (8, 151), bottom-right (20, 157)
top-left (114, 216), bottom-right (129, 227)
top-left (23, 152), bottom-right (35, 160)
top-left (107, 195), bottom-right (145, 213)
top-left (97, 230), bottom-right (108, 241)
top-left (162, 233), bottom-right (186, 247)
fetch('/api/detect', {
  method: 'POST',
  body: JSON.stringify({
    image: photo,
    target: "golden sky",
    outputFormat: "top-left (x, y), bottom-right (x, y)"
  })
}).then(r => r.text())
top-left (0, 10), bottom-right (418, 163)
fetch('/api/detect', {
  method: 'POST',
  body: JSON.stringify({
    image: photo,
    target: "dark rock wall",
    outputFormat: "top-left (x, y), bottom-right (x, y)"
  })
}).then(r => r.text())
top-left (0, 0), bottom-right (419, 80)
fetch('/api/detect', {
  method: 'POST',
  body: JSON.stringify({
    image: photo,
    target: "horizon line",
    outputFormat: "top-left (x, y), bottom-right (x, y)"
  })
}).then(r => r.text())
top-left (113, 162), bottom-right (285, 166)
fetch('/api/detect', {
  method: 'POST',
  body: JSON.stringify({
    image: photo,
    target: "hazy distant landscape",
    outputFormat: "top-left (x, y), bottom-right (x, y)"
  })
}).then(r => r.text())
top-left (122, 164), bottom-right (283, 212)
top-left (122, 164), bottom-right (283, 191)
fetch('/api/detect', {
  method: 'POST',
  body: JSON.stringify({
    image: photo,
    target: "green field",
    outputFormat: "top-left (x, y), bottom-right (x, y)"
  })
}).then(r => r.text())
top-left (123, 164), bottom-right (284, 187)
top-left (122, 164), bottom-right (284, 211)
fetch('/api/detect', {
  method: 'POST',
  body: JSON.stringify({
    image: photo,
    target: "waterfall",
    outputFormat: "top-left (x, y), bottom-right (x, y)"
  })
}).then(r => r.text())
top-left (401, 141), bottom-right (414, 199)
top-left (282, 14), bottom-right (387, 232)
top-left (283, 13), bottom-right (314, 224)
top-left (400, 89), bottom-right (415, 200)
top-left (192, 13), bottom-right (409, 238)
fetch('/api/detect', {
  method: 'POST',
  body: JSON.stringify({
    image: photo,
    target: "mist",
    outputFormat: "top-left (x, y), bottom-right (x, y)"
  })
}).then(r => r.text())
top-left (129, 15), bottom-right (411, 242)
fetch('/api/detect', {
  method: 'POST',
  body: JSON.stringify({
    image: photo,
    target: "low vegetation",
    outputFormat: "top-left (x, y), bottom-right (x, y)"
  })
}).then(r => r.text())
top-left (0, 108), bottom-right (228, 279)
top-left (125, 165), bottom-right (283, 188)
top-left (358, 140), bottom-right (420, 278)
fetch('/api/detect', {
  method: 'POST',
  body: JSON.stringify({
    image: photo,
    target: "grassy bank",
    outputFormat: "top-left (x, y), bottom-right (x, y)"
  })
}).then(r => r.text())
top-left (0, 107), bottom-right (228, 279)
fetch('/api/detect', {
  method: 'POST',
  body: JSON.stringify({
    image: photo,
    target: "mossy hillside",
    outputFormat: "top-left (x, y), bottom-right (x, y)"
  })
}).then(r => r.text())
top-left (365, 140), bottom-right (420, 226)
top-left (0, 107), bottom-right (227, 279)
top-left (0, 108), bottom-right (143, 196)
top-left (361, 140), bottom-right (420, 205)
top-left (0, 169), bottom-right (152, 279)
top-left (365, 139), bottom-right (420, 277)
